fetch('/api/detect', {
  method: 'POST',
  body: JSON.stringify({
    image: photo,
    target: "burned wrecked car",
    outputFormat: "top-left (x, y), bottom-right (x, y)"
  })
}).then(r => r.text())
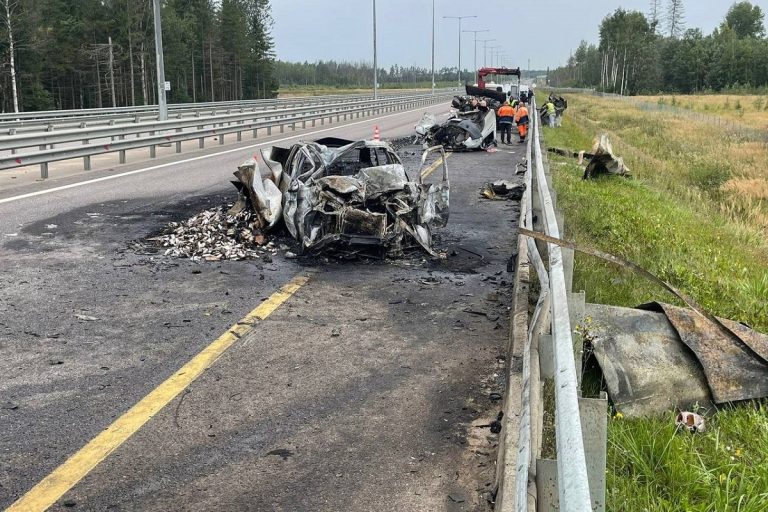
top-left (229, 137), bottom-right (449, 257)
top-left (415, 98), bottom-right (496, 151)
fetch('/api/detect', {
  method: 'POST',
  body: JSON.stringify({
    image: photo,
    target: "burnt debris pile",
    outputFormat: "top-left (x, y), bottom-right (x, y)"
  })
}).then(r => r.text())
top-left (154, 137), bottom-right (450, 261)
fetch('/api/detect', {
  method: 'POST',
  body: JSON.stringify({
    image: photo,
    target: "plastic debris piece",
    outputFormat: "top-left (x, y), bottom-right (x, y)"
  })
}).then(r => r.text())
top-left (676, 411), bottom-right (706, 433)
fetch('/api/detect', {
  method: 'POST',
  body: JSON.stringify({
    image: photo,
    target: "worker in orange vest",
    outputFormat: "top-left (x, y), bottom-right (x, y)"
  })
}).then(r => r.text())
top-left (497, 101), bottom-right (515, 144)
top-left (514, 100), bottom-right (530, 143)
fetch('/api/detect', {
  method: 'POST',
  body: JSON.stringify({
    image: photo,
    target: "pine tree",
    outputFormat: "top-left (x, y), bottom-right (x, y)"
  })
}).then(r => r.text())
top-left (649, 0), bottom-right (662, 33)
top-left (667, 0), bottom-right (685, 38)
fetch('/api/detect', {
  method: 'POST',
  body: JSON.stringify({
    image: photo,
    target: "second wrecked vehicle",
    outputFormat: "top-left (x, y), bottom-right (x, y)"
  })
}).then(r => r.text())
top-left (415, 97), bottom-right (497, 151)
top-left (230, 137), bottom-right (449, 257)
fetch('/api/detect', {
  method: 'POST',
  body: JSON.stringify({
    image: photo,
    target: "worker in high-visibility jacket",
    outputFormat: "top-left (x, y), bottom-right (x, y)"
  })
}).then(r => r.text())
top-left (514, 100), bottom-right (530, 143)
top-left (545, 100), bottom-right (556, 127)
top-left (497, 101), bottom-right (515, 144)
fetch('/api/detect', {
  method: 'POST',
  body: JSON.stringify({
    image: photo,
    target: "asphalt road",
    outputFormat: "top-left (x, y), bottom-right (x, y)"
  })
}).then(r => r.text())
top-left (0, 105), bottom-right (525, 511)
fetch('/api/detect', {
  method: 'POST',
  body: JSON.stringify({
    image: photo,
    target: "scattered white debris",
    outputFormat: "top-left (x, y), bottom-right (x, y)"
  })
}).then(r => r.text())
top-left (75, 314), bottom-right (99, 321)
top-left (157, 206), bottom-right (267, 261)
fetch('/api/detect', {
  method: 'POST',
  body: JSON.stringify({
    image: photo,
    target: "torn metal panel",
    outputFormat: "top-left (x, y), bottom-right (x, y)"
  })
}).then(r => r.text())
top-left (583, 135), bottom-right (630, 179)
top-left (416, 146), bottom-right (449, 228)
top-left (585, 303), bottom-right (712, 417)
top-left (638, 302), bottom-right (768, 404)
top-left (231, 159), bottom-right (282, 228)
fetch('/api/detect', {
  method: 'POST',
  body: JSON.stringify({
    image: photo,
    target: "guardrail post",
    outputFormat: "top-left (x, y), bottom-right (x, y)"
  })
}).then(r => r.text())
top-left (176, 128), bottom-right (183, 153)
top-left (312, 119), bottom-right (316, 127)
top-left (10, 128), bottom-right (16, 154)
top-left (46, 124), bottom-right (56, 149)
top-left (109, 119), bottom-right (116, 141)
top-left (219, 132), bottom-right (225, 145)
top-left (83, 138), bottom-right (91, 170)
top-left (568, 292), bottom-right (586, 387)
top-left (280, 124), bottom-right (285, 133)
top-left (40, 162), bottom-right (49, 179)
top-left (252, 127), bottom-right (258, 138)
top-left (579, 393), bottom-right (608, 512)
top-left (149, 131), bottom-right (156, 158)
top-left (267, 126), bottom-right (272, 135)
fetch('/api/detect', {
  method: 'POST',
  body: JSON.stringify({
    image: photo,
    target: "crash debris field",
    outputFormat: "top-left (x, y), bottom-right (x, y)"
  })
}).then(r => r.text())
top-left (0, 97), bottom-right (528, 511)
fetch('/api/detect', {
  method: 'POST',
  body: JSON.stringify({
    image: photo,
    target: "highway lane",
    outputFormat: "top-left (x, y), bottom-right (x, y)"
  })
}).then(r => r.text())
top-left (0, 104), bottom-right (524, 510)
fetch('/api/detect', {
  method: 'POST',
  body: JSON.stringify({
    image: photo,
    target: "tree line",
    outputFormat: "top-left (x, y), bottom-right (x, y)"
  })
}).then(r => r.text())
top-left (275, 60), bottom-right (479, 89)
top-left (548, 1), bottom-right (768, 94)
top-left (0, 0), bottom-right (277, 113)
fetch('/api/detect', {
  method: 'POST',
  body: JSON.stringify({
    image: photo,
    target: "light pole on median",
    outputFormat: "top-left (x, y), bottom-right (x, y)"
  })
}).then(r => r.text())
top-left (479, 38), bottom-right (495, 67)
top-left (488, 46), bottom-right (500, 67)
top-left (443, 15), bottom-right (476, 87)
top-left (152, 0), bottom-right (167, 121)
top-left (462, 29), bottom-right (489, 82)
top-left (431, 0), bottom-right (435, 94)
top-left (373, 0), bottom-right (378, 99)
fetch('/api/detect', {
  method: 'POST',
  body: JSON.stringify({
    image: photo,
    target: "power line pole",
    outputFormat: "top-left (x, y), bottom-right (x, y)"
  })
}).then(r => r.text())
top-left (373, 0), bottom-right (378, 99)
top-left (443, 15), bottom-right (476, 87)
top-left (152, 0), bottom-right (167, 121)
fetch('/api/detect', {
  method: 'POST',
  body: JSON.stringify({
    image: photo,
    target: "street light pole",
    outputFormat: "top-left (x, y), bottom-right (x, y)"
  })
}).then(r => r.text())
top-left (443, 15), bottom-right (476, 87)
top-left (373, 0), bottom-right (378, 99)
top-left (431, 0), bottom-right (435, 94)
top-left (479, 38), bottom-right (495, 67)
top-left (152, 0), bottom-right (167, 121)
top-left (462, 29), bottom-right (489, 81)
top-left (488, 46), bottom-right (500, 67)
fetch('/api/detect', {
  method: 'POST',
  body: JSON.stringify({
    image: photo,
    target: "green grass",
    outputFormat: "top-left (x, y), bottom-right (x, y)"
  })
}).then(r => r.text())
top-left (539, 97), bottom-right (768, 510)
top-left (607, 403), bottom-right (768, 511)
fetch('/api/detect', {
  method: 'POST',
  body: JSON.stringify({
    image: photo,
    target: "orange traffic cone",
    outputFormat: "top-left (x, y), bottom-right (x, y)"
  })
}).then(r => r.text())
top-left (373, 125), bottom-right (380, 141)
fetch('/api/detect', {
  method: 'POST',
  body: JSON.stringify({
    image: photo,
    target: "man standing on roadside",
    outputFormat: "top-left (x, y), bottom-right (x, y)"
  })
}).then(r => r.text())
top-left (545, 99), bottom-right (556, 127)
top-left (497, 100), bottom-right (515, 144)
top-left (514, 100), bottom-right (529, 143)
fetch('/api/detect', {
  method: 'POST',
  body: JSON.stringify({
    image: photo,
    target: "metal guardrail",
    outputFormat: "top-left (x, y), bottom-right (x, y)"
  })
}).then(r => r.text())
top-left (0, 91), bottom-right (453, 179)
top-left (0, 89), bottom-right (458, 135)
top-left (511, 98), bottom-right (601, 511)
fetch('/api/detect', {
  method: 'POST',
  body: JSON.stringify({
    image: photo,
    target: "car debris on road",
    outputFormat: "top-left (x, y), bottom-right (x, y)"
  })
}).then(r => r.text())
top-left (229, 137), bottom-right (449, 258)
top-left (153, 138), bottom-right (449, 261)
top-left (479, 181), bottom-right (526, 200)
top-left (415, 98), bottom-right (497, 151)
top-left (156, 206), bottom-right (268, 261)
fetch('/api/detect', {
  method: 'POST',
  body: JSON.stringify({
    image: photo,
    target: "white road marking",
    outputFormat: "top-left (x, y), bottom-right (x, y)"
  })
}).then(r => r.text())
top-left (0, 104), bottom-right (446, 205)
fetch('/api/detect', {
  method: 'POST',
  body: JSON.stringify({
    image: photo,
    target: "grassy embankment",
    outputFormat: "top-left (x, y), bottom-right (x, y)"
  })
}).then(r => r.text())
top-left (634, 94), bottom-right (768, 130)
top-left (540, 93), bottom-right (768, 511)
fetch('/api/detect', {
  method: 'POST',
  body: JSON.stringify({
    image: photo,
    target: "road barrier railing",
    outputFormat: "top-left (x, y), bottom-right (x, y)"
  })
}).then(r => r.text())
top-left (0, 89), bottom-right (458, 135)
top-left (0, 92), bottom-right (453, 179)
top-left (495, 98), bottom-right (608, 512)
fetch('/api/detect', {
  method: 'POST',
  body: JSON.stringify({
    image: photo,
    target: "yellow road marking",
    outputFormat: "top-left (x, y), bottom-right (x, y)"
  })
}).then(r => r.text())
top-left (6, 274), bottom-right (311, 512)
top-left (421, 152), bottom-right (451, 180)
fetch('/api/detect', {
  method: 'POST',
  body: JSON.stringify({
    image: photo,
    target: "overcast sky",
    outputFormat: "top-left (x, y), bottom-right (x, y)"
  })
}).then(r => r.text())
top-left (270, 0), bottom-right (768, 70)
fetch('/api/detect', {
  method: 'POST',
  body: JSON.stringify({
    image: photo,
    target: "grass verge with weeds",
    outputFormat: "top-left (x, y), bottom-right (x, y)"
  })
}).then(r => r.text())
top-left (540, 93), bottom-right (768, 510)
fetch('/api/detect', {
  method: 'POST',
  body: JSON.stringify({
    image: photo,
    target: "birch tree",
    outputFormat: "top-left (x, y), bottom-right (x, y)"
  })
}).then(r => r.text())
top-left (1, 0), bottom-right (20, 112)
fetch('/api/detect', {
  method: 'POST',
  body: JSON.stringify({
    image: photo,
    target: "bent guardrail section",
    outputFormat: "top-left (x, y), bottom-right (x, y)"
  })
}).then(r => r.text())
top-left (496, 98), bottom-right (607, 512)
